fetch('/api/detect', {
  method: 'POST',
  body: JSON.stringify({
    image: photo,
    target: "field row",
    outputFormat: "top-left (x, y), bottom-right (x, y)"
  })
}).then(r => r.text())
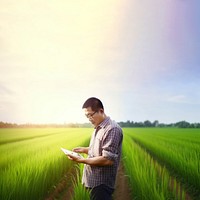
top-left (1, 128), bottom-right (199, 200)
top-left (0, 128), bottom-right (71, 145)
top-left (0, 128), bottom-right (91, 200)
top-left (123, 128), bottom-right (200, 200)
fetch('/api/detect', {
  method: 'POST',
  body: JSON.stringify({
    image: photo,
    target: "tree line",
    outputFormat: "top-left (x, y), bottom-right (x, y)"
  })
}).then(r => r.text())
top-left (0, 121), bottom-right (92, 128)
top-left (0, 120), bottom-right (200, 128)
top-left (118, 120), bottom-right (200, 128)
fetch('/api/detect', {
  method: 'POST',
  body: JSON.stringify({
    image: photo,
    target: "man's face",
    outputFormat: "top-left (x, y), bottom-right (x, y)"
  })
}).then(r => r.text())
top-left (83, 107), bottom-right (104, 127)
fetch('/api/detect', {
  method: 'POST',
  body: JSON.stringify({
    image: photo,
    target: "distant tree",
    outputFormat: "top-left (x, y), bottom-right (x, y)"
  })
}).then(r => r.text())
top-left (193, 123), bottom-right (200, 128)
top-left (144, 120), bottom-right (152, 127)
top-left (175, 121), bottom-right (190, 128)
top-left (1, 120), bottom-right (200, 129)
top-left (134, 122), bottom-right (144, 127)
top-left (126, 120), bottom-right (131, 127)
top-left (152, 120), bottom-right (159, 127)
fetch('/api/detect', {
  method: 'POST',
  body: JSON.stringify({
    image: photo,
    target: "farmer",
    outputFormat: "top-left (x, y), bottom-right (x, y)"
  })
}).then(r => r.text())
top-left (67, 97), bottom-right (123, 200)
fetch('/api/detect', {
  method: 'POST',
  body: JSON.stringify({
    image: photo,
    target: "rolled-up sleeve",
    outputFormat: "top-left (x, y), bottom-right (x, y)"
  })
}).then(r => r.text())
top-left (102, 127), bottom-right (123, 161)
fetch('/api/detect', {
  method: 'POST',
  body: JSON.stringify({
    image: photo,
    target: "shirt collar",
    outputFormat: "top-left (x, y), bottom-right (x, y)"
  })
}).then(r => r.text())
top-left (96, 116), bottom-right (110, 129)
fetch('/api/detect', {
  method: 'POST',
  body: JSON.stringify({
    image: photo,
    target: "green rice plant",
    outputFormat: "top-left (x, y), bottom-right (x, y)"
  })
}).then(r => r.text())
top-left (124, 128), bottom-right (200, 199)
top-left (122, 132), bottom-right (190, 200)
top-left (0, 128), bottom-right (61, 145)
top-left (0, 128), bottom-right (91, 200)
top-left (70, 138), bottom-right (90, 200)
top-left (122, 134), bottom-right (172, 200)
top-left (71, 164), bottom-right (90, 200)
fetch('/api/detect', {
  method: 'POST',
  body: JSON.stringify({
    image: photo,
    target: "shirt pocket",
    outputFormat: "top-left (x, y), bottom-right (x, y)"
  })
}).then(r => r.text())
top-left (93, 135), bottom-right (103, 156)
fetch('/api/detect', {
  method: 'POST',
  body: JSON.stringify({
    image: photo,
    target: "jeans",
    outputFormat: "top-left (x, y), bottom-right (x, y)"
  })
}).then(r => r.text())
top-left (88, 184), bottom-right (114, 200)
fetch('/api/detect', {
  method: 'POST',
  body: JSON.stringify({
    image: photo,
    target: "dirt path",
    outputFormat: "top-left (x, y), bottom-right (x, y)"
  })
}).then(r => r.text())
top-left (45, 167), bottom-right (75, 200)
top-left (113, 162), bottom-right (132, 200)
top-left (45, 162), bottom-right (132, 200)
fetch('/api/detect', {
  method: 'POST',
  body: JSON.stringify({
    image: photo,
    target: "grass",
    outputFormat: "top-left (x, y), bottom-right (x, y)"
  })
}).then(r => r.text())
top-left (122, 134), bottom-right (174, 200)
top-left (124, 128), bottom-right (200, 200)
top-left (0, 128), bottom-right (91, 200)
top-left (72, 164), bottom-right (90, 200)
top-left (1, 127), bottom-right (199, 200)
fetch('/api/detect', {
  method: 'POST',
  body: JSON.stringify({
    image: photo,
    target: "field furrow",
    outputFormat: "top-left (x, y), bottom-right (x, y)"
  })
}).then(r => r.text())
top-left (0, 128), bottom-right (91, 200)
top-left (1, 128), bottom-right (199, 200)
top-left (124, 128), bottom-right (200, 200)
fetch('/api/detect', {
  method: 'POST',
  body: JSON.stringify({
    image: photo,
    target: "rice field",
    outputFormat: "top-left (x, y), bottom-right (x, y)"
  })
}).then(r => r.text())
top-left (0, 128), bottom-right (199, 200)
top-left (0, 128), bottom-right (91, 200)
top-left (122, 128), bottom-right (200, 200)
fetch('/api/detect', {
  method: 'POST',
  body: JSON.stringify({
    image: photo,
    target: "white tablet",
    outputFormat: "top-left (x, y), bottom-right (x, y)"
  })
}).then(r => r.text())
top-left (61, 147), bottom-right (83, 159)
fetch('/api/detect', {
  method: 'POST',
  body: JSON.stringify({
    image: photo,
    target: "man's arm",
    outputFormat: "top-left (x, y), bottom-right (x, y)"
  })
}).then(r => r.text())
top-left (67, 155), bottom-right (113, 166)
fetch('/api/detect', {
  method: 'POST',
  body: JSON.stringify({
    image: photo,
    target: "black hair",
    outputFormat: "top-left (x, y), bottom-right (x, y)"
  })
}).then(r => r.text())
top-left (82, 97), bottom-right (104, 111)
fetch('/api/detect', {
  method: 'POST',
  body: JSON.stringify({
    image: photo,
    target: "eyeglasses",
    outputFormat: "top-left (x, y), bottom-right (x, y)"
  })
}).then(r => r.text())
top-left (85, 111), bottom-right (97, 118)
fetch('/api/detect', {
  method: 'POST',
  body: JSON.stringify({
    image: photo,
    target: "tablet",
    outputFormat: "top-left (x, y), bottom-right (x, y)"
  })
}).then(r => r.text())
top-left (61, 147), bottom-right (83, 159)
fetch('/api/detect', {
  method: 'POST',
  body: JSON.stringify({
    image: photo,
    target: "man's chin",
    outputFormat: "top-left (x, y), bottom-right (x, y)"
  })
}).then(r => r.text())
top-left (90, 121), bottom-right (96, 126)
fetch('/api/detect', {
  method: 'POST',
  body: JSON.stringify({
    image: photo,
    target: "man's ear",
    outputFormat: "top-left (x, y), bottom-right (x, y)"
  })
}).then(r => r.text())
top-left (99, 109), bottom-right (104, 113)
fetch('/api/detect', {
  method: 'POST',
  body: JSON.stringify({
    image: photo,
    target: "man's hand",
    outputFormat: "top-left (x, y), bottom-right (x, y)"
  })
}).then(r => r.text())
top-left (67, 154), bottom-right (85, 163)
top-left (73, 147), bottom-right (89, 154)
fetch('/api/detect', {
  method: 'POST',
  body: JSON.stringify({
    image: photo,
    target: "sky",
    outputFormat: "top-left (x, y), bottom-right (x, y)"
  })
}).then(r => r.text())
top-left (0, 0), bottom-right (200, 124)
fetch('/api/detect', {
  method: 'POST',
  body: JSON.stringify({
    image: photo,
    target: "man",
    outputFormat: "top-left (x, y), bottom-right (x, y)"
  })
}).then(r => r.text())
top-left (67, 97), bottom-right (123, 200)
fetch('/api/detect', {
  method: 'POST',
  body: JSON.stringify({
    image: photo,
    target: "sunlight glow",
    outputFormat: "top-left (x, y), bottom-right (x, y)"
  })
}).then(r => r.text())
top-left (1, 0), bottom-right (123, 123)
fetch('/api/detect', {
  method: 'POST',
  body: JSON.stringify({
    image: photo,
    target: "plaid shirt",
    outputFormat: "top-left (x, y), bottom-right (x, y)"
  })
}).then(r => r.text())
top-left (82, 117), bottom-right (123, 189)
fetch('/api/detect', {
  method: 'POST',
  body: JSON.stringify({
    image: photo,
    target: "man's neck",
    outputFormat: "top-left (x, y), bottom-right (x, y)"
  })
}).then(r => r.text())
top-left (96, 114), bottom-right (107, 127)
